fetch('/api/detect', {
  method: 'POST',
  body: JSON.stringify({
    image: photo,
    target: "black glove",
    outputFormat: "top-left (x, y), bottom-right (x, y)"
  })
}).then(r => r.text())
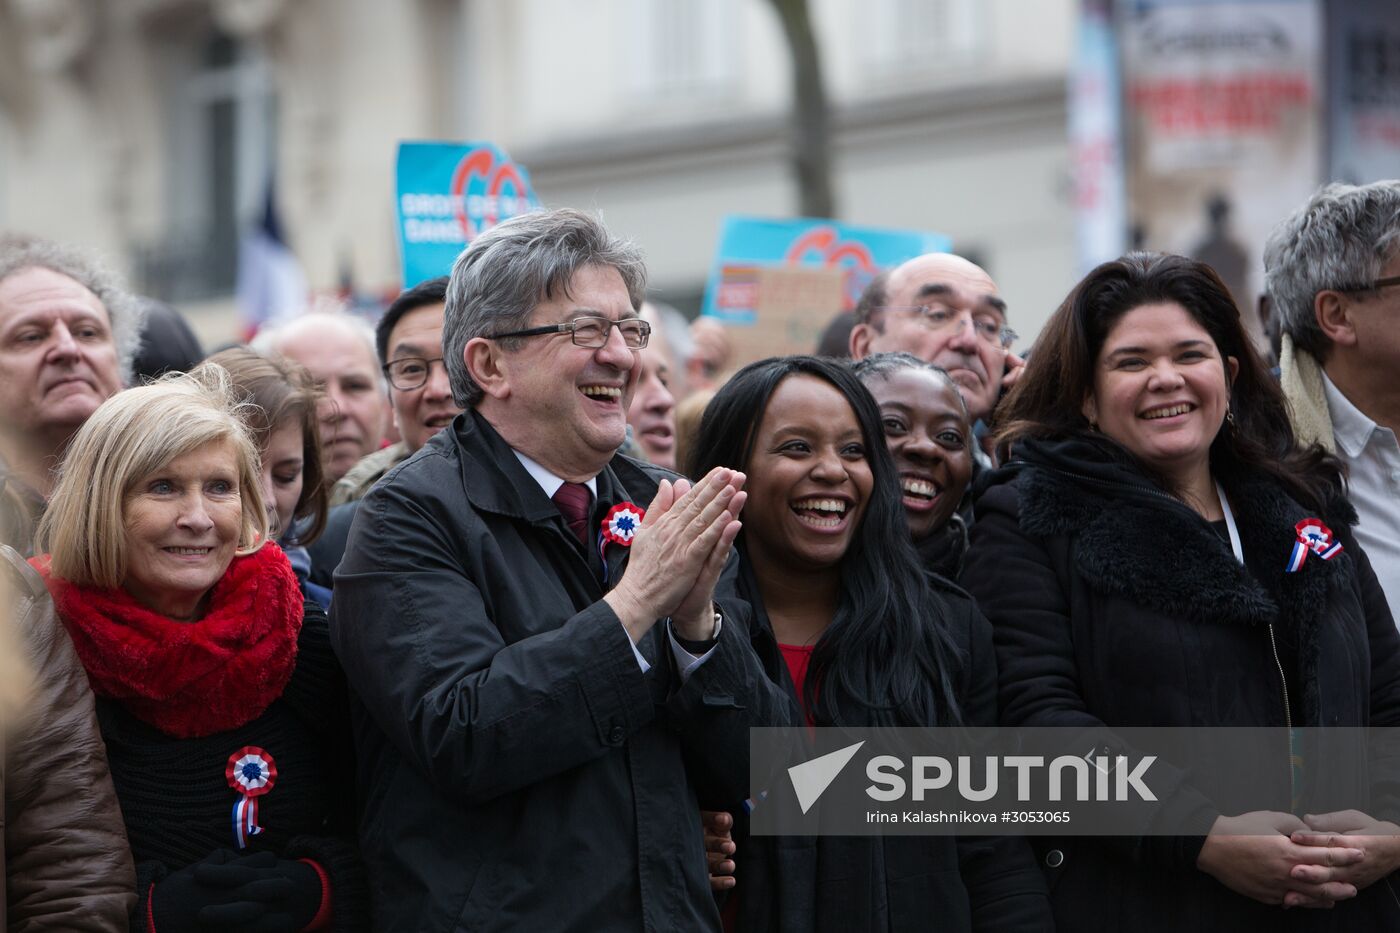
top-left (150, 849), bottom-right (324, 932)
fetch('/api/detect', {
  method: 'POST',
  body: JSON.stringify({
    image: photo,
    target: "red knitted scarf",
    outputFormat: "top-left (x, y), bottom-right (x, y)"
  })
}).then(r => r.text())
top-left (33, 543), bottom-right (303, 739)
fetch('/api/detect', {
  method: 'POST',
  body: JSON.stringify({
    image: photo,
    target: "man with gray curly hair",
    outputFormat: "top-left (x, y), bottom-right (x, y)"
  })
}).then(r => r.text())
top-left (0, 235), bottom-right (145, 555)
top-left (1265, 179), bottom-right (1400, 613)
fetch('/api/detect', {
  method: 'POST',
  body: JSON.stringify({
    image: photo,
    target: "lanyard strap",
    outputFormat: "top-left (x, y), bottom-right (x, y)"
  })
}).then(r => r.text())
top-left (1217, 480), bottom-right (1244, 564)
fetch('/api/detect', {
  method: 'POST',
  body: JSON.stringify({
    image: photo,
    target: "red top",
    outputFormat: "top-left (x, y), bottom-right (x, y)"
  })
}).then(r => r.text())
top-left (779, 643), bottom-right (816, 725)
top-left (720, 644), bottom-right (817, 933)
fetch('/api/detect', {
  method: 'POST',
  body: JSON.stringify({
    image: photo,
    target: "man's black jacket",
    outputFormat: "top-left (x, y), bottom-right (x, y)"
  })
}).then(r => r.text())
top-left (331, 410), bottom-right (792, 932)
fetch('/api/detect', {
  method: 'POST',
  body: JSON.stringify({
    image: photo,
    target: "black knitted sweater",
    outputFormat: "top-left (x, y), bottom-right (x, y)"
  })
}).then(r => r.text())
top-left (97, 602), bottom-right (368, 932)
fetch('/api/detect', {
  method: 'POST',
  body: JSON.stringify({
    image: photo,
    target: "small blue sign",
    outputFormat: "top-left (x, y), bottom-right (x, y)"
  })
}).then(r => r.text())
top-left (701, 216), bottom-right (951, 323)
top-left (395, 141), bottom-right (542, 288)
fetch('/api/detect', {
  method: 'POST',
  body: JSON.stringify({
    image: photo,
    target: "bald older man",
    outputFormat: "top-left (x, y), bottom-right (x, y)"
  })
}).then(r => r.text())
top-left (0, 237), bottom-right (145, 555)
top-left (849, 253), bottom-right (1023, 432)
top-left (255, 312), bottom-right (391, 483)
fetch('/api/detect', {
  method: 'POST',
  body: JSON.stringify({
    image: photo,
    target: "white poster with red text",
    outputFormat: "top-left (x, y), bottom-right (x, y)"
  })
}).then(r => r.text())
top-left (1122, 0), bottom-right (1322, 331)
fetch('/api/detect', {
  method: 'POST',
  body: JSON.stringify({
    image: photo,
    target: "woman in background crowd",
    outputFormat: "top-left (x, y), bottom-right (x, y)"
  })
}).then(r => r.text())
top-left (964, 252), bottom-right (1400, 929)
top-left (1, 543), bottom-right (134, 930)
top-left (34, 370), bottom-right (364, 932)
top-left (853, 352), bottom-right (975, 578)
top-left (204, 347), bottom-right (331, 608)
top-left (690, 355), bottom-right (1051, 932)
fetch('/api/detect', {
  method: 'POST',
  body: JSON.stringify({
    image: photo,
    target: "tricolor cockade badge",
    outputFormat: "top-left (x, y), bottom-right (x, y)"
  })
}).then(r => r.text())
top-left (226, 746), bottom-right (278, 849)
top-left (600, 501), bottom-right (645, 547)
top-left (1286, 518), bottom-right (1344, 573)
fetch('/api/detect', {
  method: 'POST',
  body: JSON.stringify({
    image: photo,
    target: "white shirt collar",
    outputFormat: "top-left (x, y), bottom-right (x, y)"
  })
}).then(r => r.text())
top-left (512, 449), bottom-right (598, 501)
top-left (1321, 369), bottom-right (1380, 459)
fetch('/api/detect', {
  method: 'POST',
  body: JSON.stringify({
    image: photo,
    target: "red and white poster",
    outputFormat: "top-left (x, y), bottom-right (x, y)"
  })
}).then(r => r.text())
top-left (1122, 0), bottom-right (1322, 329)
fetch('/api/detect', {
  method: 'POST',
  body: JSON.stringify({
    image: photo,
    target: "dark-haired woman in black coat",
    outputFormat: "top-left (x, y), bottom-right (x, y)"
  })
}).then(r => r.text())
top-left (964, 252), bottom-right (1400, 931)
top-left (691, 355), bottom-right (1051, 933)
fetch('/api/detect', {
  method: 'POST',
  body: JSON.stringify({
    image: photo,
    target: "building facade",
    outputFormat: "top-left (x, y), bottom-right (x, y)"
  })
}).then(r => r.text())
top-left (0, 0), bottom-right (1076, 345)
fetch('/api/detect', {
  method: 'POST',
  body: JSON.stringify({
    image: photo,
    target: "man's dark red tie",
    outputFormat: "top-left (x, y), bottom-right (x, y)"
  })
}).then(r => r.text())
top-left (552, 482), bottom-right (592, 546)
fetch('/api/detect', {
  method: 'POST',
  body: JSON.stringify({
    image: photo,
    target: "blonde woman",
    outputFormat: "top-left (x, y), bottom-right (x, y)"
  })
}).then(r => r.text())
top-left (33, 371), bottom-right (364, 932)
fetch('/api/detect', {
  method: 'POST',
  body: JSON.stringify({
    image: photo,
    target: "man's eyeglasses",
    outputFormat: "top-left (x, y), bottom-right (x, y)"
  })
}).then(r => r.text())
top-left (382, 357), bottom-right (446, 390)
top-left (489, 316), bottom-right (651, 350)
top-left (876, 305), bottom-right (1018, 349)
top-left (1331, 275), bottom-right (1400, 293)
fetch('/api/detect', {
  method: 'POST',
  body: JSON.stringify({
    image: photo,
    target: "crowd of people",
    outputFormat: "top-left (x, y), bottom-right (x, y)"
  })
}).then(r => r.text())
top-left (0, 179), bottom-right (1398, 932)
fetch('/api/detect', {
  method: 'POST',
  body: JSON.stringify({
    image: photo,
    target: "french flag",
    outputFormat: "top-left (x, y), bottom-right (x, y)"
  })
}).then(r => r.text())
top-left (237, 176), bottom-right (307, 340)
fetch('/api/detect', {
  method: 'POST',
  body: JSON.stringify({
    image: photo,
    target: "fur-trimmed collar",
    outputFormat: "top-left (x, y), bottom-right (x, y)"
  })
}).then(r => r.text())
top-left (1009, 436), bottom-right (1356, 724)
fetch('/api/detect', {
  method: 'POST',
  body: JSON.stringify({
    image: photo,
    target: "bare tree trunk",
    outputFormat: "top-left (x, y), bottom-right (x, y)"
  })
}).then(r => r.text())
top-left (766, 0), bottom-right (836, 219)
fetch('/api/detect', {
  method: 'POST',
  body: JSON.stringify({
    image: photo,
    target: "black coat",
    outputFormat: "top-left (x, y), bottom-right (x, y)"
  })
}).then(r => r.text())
top-left (729, 558), bottom-right (1052, 933)
top-left (330, 410), bottom-right (792, 932)
top-left (306, 500), bottom-right (355, 590)
top-left (915, 514), bottom-right (969, 581)
top-left (102, 602), bottom-right (367, 932)
top-left (962, 435), bottom-right (1400, 932)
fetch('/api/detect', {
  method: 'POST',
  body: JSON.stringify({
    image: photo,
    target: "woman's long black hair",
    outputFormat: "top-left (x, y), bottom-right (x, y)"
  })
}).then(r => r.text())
top-left (687, 355), bottom-right (961, 728)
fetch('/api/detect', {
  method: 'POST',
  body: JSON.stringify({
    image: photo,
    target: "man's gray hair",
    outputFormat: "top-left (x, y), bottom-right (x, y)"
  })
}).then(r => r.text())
top-left (0, 235), bottom-right (148, 383)
top-left (250, 310), bottom-right (386, 394)
top-left (443, 208), bottom-right (647, 408)
top-left (1264, 180), bottom-right (1400, 358)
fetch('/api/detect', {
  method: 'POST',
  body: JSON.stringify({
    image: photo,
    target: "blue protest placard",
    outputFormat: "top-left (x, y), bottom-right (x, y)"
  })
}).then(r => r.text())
top-left (395, 141), bottom-right (542, 287)
top-left (701, 216), bottom-right (951, 324)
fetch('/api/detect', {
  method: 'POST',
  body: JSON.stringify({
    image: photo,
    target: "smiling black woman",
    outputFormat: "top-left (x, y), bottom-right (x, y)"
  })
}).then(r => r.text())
top-left (688, 354), bottom-right (1051, 933)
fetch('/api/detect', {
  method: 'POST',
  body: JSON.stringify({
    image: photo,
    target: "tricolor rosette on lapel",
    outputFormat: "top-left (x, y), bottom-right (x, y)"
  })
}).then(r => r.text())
top-left (226, 746), bottom-right (278, 849)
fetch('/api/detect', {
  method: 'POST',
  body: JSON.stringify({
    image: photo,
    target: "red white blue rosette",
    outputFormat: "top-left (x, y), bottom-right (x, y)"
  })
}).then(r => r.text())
top-left (1286, 518), bottom-right (1344, 573)
top-left (226, 746), bottom-right (277, 849)
top-left (600, 502), bottom-right (645, 547)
